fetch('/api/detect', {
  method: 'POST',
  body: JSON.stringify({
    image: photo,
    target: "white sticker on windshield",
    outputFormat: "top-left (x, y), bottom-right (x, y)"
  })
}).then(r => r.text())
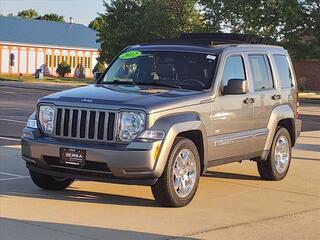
top-left (206, 55), bottom-right (216, 60)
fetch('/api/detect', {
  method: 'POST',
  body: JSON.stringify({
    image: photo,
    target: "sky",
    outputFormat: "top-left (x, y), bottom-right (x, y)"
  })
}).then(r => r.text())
top-left (0, 0), bottom-right (108, 25)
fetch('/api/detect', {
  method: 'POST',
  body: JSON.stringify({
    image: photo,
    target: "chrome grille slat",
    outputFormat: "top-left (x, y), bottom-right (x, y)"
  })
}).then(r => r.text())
top-left (104, 112), bottom-right (109, 141)
top-left (60, 108), bottom-right (65, 137)
top-left (94, 112), bottom-right (99, 140)
top-left (68, 109), bottom-right (73, 137)
top-left (54, 107), bottom-right (115, 142)
top-left (76, 110), bottom-right (81, 138)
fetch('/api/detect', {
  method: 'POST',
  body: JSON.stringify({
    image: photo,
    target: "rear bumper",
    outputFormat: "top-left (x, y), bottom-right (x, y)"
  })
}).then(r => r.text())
top-left (21, 127), bottom-right (163, 185)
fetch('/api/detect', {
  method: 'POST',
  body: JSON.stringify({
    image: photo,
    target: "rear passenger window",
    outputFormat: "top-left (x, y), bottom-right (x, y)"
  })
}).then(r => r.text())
top-left (222, 55), bottom-right (246, 88)
top-left (274, 55), bottom-right (293, 89)
top-left (248, 55), bottom-right (274, 91)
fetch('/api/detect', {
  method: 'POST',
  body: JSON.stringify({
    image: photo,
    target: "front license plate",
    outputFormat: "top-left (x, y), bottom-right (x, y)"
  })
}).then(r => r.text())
top-left (60, 148), bottom-right (86, 166)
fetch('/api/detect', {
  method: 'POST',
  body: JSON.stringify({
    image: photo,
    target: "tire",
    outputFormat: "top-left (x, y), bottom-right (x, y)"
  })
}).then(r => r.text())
top-left (29, 170), bottom-right (74, 190)
top-left (151, 137), bottom-right (201, 207)
top-left (257, 127), bottom-right (292, 180)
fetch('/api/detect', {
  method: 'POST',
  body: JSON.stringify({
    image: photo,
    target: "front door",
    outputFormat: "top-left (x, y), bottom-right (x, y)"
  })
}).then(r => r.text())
top-left (209, 54), bottom-right (254, 161)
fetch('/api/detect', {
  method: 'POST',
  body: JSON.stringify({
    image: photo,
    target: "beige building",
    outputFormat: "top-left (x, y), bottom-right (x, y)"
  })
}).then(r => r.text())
top-left (0, 16), bottom-right (100, 78)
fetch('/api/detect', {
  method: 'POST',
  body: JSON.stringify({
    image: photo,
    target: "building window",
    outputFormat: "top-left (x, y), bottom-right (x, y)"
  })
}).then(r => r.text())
top-left (84, 57), bottom-right (91, 69)
top-left (53, 55), bottom-right (58, 67)
top-left (62, 55), bottom-right (67, 63)
top-left (77, 56), bottom-right (83, 67)
top-left (70, 56), bottom-right (76, 68)
top-left (88, 57), bottom-right (91, 69)
top-left (45, 54), bottom-right (52, 67)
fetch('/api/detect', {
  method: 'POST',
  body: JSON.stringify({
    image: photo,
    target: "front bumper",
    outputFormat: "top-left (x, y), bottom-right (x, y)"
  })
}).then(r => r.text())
top-left (22, 128), bottom-right (163, 185)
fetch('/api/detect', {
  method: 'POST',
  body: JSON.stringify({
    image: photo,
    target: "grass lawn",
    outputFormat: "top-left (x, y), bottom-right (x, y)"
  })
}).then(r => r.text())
top-left (0, 74), bottom-right (94, 86)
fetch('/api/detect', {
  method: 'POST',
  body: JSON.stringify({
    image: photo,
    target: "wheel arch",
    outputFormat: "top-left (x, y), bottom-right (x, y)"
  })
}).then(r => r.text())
top-left (149, 112), bottom-right (208, 177)
top-left (264, 104), bottom-right (296, 153)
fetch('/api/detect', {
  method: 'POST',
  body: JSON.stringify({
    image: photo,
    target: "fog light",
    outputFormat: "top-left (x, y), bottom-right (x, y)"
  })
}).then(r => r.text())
top-left (23, 131), bottom-right (34, 139)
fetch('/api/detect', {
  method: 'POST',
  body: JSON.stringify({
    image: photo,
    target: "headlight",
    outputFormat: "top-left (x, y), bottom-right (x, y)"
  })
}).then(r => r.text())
top-left (26, 112), bottom-right (38, 129)
top-left (39, 105), bottom-right (55, 134)
top-left (118, 111), bottom-right (145, 142)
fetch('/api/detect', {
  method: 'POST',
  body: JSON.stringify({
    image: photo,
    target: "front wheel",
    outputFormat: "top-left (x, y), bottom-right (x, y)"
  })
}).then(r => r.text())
top-left (257, 127), bottom-right (292, 180)
top-left (151, 137), bottom-right (200, 207)
top-left (29, 170), bottom-right (74, 190)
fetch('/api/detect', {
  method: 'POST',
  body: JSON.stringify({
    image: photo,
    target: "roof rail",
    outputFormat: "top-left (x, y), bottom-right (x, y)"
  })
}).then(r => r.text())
top-left (179, 33), bottom-right (270, 45)
top-left (140, 33), bottom-right (271, 47)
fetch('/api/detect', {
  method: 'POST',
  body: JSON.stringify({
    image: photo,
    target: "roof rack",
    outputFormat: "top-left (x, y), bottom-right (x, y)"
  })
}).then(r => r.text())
top-left (179, 33), bottom-right (270, 45)
top-left (141, 33), bottom-right (270, 47)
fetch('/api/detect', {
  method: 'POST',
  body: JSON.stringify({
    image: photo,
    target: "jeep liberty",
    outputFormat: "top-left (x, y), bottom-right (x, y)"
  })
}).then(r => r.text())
top-left (22, 33), bottom-right (302, 207)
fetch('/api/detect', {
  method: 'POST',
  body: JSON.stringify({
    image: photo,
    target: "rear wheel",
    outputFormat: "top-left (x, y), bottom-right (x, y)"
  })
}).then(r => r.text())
top-left (257, 127), bottom-right (292, 180)
top-left (151, 137), bottom-right (200, 207)
top-left (29, 170), bottom-right (74, 190)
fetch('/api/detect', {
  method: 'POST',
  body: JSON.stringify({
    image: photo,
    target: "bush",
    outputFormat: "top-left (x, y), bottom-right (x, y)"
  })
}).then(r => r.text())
top-left (56, 61), bottom-right (71, 77)
top-left (92, 61), bottom-right (106, 74)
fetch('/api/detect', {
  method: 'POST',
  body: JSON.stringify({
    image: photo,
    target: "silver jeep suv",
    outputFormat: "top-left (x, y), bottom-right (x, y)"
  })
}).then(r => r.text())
top-left (22, 33), bottom-right (302, 207)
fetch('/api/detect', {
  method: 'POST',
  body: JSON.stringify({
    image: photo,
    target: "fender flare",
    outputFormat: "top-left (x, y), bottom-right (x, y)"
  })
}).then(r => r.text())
top-left (149, 112), bottom-right (208, 177)
top-left (263, 104), bottom-right (295, 158)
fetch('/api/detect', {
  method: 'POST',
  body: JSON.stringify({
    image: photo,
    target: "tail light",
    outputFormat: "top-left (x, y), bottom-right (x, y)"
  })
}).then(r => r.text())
top-left (296, 92), bottom-right (300, 118)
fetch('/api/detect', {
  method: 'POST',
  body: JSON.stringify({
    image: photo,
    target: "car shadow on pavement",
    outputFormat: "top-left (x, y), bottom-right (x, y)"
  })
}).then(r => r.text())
top-left (300, 114), bottom-right (320, 132)
top-left (1, 217), bottom-right (199, 240)
top-left (1, 186), bottom-right (160, 208)
top-left (203, 171), bottom-right (261, 181)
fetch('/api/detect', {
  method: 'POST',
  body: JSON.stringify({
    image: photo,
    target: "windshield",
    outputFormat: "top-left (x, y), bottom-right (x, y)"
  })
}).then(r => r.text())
top-left (100, 50), bottom-right (217, 90)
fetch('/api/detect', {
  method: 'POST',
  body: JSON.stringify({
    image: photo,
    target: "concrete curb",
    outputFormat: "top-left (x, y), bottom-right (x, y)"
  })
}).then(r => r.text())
top-left (0, 81), bottom-right (85, 91)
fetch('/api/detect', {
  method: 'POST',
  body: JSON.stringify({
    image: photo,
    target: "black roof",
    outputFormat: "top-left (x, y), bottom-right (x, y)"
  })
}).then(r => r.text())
top-left (138, 33), bottom-right (272, 50)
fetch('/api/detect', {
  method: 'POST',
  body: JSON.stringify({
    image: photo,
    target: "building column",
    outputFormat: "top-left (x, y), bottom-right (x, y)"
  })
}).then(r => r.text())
top-left (26, 47), bottom-right (29, 75)
top-left (0, 45), bottom-right (2, 74)
top-left (17, 46), bottom-right (20, 74)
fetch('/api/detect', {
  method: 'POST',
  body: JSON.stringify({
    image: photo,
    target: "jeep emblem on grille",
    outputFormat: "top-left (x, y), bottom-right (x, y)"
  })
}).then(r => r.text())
top-left (81, 98), bottom-right (93, 103)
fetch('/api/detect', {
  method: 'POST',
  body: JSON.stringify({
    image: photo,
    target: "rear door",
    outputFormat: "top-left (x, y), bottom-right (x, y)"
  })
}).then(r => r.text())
top-left (248, 52), bottom-right (280, 152)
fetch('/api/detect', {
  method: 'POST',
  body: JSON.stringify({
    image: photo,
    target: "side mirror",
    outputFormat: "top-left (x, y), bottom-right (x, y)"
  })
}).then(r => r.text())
top-left (223, 79), bottom-right (248, 95)
top-left (94, 72), bottom-right (102, 82)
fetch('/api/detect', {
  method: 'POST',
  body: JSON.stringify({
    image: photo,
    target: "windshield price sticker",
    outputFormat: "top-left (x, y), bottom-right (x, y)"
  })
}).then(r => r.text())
top-left (206, 55), bottom-right (216, 60)
top-left (119, 50), bottom-right (142, 60)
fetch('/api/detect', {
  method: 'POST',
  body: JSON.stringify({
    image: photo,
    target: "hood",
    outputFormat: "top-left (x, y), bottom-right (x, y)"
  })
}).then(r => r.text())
top-left (40, 84), bottom-right (209, 113)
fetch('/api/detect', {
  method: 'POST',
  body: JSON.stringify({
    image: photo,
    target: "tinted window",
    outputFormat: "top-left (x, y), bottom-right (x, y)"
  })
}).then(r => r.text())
top-left (249, 55), bottom-right (274, 91)
top-left (222, 55), bottom-right (246, 88)
top-left (274, 55), bottom-right (293, 89)
top-left (101, 51), bottom-right (217, 90)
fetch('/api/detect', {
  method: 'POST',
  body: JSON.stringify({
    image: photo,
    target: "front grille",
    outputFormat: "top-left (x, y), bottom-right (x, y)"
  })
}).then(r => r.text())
top-left (54, 107), bottom-right (116, 142)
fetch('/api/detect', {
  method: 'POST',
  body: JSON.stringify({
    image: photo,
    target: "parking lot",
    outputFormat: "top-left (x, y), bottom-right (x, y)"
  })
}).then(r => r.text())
top-left (0, 84), bottom-right (319, 240)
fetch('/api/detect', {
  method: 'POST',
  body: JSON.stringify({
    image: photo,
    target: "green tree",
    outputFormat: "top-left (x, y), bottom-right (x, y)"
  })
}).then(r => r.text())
top-left (98, 0), bottom-right (203, 62)
top-left (18, 9), bottom-right (39, 19)
top-left (199, 0), bottom-right (320, 59)
top-left (92, 61), bottom-right (106, 73)
top-left (199, 0), bottom-right (225, 32)
top-left (56, 61), bottom-right (71, 77)
top-left (38, 13), bottom-right (65, 22)
top-left (89, 16), bottom-right (104, 31)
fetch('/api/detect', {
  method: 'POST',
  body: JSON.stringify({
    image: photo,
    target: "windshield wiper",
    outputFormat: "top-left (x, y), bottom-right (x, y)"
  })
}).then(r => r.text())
top-left (105, 80), bottom-right (133, 85)
top-left (135, 81), bottom-right (182, 89)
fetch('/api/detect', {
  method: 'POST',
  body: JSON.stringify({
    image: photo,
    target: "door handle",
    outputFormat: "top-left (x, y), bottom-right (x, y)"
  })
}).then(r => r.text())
top-left (272, 94), bottom-right (282, 100)
top-left (244, 97), bottom-right (255, 104)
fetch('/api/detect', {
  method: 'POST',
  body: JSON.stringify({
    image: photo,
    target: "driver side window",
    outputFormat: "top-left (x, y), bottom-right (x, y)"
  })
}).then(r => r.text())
top-left (222, 55), bottom-right (246, 88)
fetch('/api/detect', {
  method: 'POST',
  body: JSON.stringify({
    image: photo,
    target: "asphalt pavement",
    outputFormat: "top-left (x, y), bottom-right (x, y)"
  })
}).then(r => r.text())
top-left (0, 84), bottom-right (319, 240)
